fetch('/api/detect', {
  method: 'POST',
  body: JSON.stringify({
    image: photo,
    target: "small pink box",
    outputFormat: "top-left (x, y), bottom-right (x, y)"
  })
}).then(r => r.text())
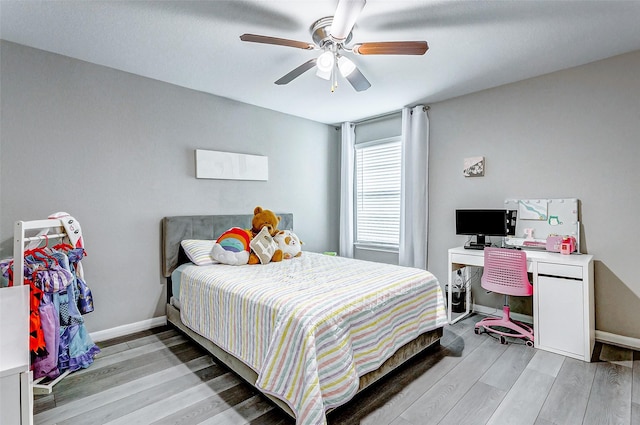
top-left (546, 235), bottom-right (576, 254)
top-left (545, 236), bottom-right (563, 252)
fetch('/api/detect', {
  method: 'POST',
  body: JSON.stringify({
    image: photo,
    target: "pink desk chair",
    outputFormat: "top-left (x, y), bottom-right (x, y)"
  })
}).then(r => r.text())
top-left (474, 247), bottom-right (534, 346)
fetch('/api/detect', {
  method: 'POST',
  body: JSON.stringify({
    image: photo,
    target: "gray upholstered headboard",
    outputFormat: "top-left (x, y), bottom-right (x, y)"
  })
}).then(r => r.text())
top-left (161, 214), bottom-right (293, 278)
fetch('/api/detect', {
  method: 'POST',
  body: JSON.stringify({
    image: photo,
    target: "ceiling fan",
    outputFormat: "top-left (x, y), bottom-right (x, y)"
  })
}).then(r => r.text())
top-left (239, 0), bottom-right (428, 92)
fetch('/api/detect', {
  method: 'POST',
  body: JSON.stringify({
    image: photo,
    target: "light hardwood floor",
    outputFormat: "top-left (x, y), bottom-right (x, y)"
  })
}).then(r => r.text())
top-left (34, 315), bottom-right (640, 425)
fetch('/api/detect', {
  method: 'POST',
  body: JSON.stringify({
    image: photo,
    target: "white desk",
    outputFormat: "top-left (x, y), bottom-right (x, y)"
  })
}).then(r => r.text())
top-left (0, 285), bottom-right (32, 425)
top-left (447, 246), bottom-right (595, 362)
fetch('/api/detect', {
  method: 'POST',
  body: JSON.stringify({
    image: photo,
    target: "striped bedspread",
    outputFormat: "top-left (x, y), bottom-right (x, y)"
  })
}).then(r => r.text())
top-left (179, 252), bottom-right (447, 425)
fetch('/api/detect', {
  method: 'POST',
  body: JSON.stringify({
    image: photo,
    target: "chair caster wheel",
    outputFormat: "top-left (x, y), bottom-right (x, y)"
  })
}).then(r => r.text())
top-left (525, 340), bottom-right (534, 347)
top-left (499, 335), bottom-right (507, 345)
top-left (474, 327), bottom-right (481, 335)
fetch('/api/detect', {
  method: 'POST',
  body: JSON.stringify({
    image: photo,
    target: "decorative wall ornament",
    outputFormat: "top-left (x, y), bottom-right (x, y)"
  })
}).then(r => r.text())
top-left (195, 149), bottom-right (268, 181)
top-left (463, 156), bottom-right (484, 177)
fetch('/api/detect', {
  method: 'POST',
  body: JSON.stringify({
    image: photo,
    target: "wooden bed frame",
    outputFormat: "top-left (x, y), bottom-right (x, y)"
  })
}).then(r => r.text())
top-left (161, 214), bottom-right (443, 419)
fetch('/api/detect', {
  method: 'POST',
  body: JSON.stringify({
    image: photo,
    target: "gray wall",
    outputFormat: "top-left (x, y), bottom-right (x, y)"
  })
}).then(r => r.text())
top-left (0, 41), bottom-right (340, 333)
top-left (427, 50), bottom-right (640, 339)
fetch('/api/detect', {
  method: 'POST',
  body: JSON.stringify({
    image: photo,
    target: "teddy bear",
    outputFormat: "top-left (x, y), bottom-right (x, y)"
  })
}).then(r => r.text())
top-left (274, 230), bottom-right (302, 259)
top-left (247, 206), bottom-right (284, 265)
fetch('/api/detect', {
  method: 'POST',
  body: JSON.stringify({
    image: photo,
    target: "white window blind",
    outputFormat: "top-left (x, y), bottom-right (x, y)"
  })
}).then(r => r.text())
top-left (355, 138), bottom-right (402, 247)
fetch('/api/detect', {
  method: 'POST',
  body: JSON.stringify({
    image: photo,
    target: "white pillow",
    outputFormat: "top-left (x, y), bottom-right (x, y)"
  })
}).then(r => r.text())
top-left (249, 227), bottom-right (278, 264)
top-left (180, 239), bottom-right (216, 266)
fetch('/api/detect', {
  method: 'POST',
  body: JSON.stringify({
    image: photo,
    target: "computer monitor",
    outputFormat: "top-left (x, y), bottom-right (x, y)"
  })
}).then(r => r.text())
top-left (455, 209), bottom-right (508, 247)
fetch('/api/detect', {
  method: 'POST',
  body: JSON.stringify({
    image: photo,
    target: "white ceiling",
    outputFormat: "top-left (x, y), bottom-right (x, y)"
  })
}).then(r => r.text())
top-left (2, 1), bottom-right (640, 125)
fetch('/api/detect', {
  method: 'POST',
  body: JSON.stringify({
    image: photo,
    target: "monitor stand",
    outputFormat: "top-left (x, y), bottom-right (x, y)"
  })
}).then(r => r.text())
top-left (468, 234), bottom-right (491, 249)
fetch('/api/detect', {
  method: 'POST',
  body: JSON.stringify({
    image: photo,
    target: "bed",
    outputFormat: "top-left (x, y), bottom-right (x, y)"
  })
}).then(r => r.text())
top-left (162, 214), bottom-right (447, 424)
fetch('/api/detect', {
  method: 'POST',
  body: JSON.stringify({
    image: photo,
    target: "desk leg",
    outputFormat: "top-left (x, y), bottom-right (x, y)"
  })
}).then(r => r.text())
top-left (21, 370), bottom-right (33, 425)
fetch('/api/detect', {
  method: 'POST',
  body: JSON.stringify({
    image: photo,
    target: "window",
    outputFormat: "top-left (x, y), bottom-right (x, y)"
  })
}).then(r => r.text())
top-left (355, 137), bottom-right (402, 248)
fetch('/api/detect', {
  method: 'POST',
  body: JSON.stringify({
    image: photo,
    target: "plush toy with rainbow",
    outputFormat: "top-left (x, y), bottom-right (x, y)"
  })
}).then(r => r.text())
top-left (211, 227), bottom-right (252, 266)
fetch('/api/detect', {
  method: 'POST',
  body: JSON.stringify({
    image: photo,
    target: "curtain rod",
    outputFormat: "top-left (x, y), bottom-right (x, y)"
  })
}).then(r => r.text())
top-left (351, 105), bottom-right (430, 125)
top-left (352, 110), bottom-right (400, 125)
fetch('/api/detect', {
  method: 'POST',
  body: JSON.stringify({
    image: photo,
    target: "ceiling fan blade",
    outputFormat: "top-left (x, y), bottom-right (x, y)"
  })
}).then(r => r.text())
top-left (240, 34), bottom-right (315, 50)
top-left (344, 66), bottom-right (371, 92)
top-left (352, 41), bottom-right (429, 55)
top-left (330, 0), bottom-right (366, 42)
top-left (275, 59), bottom-right (318, 85)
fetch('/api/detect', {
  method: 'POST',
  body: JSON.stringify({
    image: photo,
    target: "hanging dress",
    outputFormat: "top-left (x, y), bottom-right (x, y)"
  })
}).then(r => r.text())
top-left (52, 247), bottom-right (99, 371)
top-left (2, 245), bottom-right (99, 379)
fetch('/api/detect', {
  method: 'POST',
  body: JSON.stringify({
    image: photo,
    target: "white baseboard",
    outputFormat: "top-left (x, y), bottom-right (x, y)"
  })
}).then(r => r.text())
top-left (472, 305), bottom-right (533, 325)
top-left (595, 330), bottom-right (640, 351)
top-left (90, 316), bottom-right (167, 343)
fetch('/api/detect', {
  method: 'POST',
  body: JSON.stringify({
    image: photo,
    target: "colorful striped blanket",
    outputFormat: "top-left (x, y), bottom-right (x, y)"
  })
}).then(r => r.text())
top-left (179, 252), bottom-right (447, 425)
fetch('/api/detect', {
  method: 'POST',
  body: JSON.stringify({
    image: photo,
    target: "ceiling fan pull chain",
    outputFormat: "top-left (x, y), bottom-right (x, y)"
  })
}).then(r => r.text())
top-left (331, 59), bottom-right (338, 93)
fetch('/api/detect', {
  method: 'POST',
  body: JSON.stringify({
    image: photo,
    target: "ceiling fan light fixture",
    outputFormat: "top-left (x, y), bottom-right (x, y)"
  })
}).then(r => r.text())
top-left (316, 67), bottom-right (332, 80)
top-left (316, 50), bottom-right (335, 73)
top-left (337, 55), bottom-right (356, 77)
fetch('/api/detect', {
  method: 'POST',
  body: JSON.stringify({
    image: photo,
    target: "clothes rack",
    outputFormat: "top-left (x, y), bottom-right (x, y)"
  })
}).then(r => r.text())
top-left (13, 218), bottom-right (98, 397)
top-left (14, 220), bottom-right (68, 398)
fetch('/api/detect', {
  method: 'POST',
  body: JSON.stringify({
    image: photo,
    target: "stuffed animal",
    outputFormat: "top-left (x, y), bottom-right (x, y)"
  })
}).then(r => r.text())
top-left (211, 227), bottom-right (252, 266)
top-left (274, 230), bottom-right (302, 259)
top-left (247, 206), bottom-right (284, 265)
top-left (211, 206), bottom-right (284, 265)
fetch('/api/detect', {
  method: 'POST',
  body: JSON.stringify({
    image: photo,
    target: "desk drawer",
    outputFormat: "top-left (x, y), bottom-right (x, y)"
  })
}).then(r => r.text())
top-left (538, 262), bottom-right (582, 279)
top-left (451, 253), bottom-right (484, 267)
